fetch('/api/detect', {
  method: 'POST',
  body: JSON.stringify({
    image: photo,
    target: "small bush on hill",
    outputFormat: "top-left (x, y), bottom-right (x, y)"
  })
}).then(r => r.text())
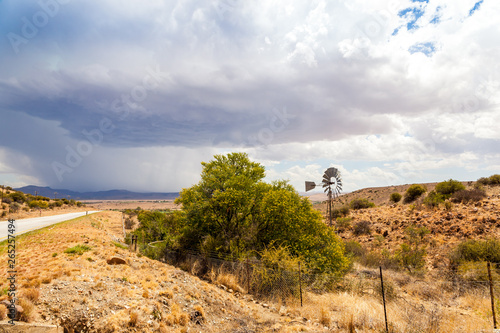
top-left (435, 179), bottom-right (465, 198)
top-left (350, 198), bottom-right (375, 210)
top-left (353, 221), bottom-right (371, 235)
top-left (64, 244), bottom-right (92, 255)
top-left (28, 200), bottom-right (49, 209)
top-left (423, 190), bottom-right (446, 208)
top-left (451, 188), bottom-right (487, 203)
top-left (477, 174), bottom-right (500, 186)
top-left (10, 202), bottom-right (21, 213)
top-left (403, 184), bottom-right (427, 203)
top-left (332, 206), bottom-right (350, 218)
top-left (335, 217), bottom-right (352, 232)
top-left (390, 192), bottom-right (402, 203)
top-left (344, 240), bottom-right (365, 258)
top-left (450, 238), bottom-right (500, 267)
top-left (9, 192), bottom-right (26, 203)
top-left (2, 197), bottom-right (12, 204)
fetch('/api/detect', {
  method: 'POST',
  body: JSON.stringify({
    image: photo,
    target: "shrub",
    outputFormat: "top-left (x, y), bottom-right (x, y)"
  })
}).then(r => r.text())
top-left (477, 174), bottom-right (500, 186)
top-left (451, 188), bottom-right (487, 203)
top-left (395, 243), bottom-right (426, 273)
top-left (423, 191), bottom-right (445, 208)
top-left (124, 218), bottom-right (135, 229)
top-left (353, 221), bottom-right (371, 235)
top-left (64, 244), bottom-right (92, 255)
top-left (349, 198), bottom-right (375, 210)
top-left (9, 192), bottom-right (26, 203)
top-left (404, 184), bottom-right (427, 203)
top-left (2, 197), bottom-right (12, 204)
top-left (344, 240), bottom-right (365, 258)
top-left (390, 192), bottom-right (402, 203)
top-left (28, 200), bottom-right (49, 209)
top-left (435, 179), bottom-right (465, 198)
top-left (9, 202), bottom-right (20, 213)
top-left (335, 217), bottom-right (352, 232)
top-left (450, 238), bottom-right (500, 266)
top-left (332, 206), bottom-right (350, 218)
top-left (490, 174), bottom-right (500, 185)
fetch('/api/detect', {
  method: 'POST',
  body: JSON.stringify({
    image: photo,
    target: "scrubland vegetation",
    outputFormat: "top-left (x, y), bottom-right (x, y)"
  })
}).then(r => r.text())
top-left (1, 155), bottom-right (500, 332)
top-left (0, 185), bottom-right (84, 219)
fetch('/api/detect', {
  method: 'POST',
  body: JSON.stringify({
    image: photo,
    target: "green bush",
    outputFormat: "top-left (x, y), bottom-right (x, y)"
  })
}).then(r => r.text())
top-left (450, 238), bottom-right (500, 267)
top-left (435, 179), bottom-right (465, 198)
top-left (9, 192), bottom-right (26, 203)
top-left (395, 243), bottom-right (426, 273)
top-left (350, 198), bottom-right (375, 210)
top-left (389, 192), bottom-right (402, 203)
top-left (332, 206), bottom-right (350, 218)
top-left (335, 217), bottom-right (352, 232)
top-left (344, 240), bottom-right (365, 258)
top-left (423, 190), bottom-right (445, 208)
top-left (477, 174), bottom-right (500, 186)
top-left (28, 200), bottom-right (49, 209)
top-left (451, 189), bottom-right (487, 203)
top-left (64, 244), bottom-right (92, 255)
top-left (403, 184), bottom-right (427, 203)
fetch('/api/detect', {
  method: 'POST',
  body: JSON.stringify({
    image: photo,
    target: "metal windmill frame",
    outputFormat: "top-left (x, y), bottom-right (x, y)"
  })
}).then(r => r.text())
top-left (305, 167), bottom-right (342, 227)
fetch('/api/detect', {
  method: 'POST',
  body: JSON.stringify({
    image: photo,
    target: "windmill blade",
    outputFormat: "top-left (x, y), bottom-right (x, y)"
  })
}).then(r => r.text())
top-left (305, 181), bottom-right (316, 192)
top-left (325, 167), bottom-right (338, 178)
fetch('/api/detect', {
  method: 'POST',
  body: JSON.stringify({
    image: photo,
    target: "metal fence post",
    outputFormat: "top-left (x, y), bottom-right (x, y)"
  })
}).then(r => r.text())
top-left (488, 262), bottom-right (498, 329)
top-left (380, 266), bottom-right (389, 333)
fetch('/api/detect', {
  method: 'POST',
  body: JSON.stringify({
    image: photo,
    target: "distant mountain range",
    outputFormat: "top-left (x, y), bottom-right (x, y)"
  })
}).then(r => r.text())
top-left (14, 185), bottom-right (179, 201)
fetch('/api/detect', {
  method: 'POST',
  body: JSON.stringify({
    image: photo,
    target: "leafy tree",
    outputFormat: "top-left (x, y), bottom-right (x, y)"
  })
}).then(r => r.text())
top-left (175, 152), bottom-right (266, 257)
top-left (434, 179), bottom-right (465, 198)
top-left (175, 152), bottom-right (349, 274)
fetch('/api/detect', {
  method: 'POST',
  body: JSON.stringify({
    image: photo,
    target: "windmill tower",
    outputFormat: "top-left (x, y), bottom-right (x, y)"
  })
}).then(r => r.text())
top-left (305, 167), bottom-right (342, 227)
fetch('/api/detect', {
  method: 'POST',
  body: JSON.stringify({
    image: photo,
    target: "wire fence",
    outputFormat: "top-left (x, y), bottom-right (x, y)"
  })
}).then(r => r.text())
top-left (130, 241), bottom-right (500, 331)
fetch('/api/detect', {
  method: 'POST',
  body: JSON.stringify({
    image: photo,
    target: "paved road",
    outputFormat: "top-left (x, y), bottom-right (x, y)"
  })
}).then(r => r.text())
top-left (0, 211), bottom-right (100, 241)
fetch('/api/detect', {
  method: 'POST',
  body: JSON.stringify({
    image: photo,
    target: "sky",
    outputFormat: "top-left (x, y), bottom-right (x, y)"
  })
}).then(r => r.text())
top-left (0, 0), bottom-right (499, 194)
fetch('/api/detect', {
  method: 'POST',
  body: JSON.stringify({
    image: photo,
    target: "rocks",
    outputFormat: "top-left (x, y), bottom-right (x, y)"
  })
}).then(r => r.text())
top-left (106, 257), bottom-right (127, 265)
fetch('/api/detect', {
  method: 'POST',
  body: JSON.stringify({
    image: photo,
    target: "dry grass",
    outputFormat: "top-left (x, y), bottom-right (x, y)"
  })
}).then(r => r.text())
top-left (209, 267), bottom-right (245, 293)
top-left (128, 311), bottom-right (138, 327)
top-left (0, 304), bottom-right (6, 320)
top-left (20, 288), bottom-right (40, 303)
top-left (18, 298), bottom-right (34, 322)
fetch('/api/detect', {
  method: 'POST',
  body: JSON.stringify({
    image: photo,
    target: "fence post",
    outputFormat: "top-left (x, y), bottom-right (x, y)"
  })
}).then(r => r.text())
top-left (488, 262), bottom-right (498, 329)
top-left (380, 266), bottom-right (389, 333)
top-left (299, 261), bottom-right (303, 307)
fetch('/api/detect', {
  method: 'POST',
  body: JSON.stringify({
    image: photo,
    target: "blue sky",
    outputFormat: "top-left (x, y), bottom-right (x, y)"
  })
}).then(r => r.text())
top-left (0, 0), bottom-right (499, 194)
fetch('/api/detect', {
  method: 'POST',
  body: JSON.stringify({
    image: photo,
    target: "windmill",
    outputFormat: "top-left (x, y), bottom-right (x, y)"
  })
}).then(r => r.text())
top-left (305, 167), bottom-right (342, 227)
